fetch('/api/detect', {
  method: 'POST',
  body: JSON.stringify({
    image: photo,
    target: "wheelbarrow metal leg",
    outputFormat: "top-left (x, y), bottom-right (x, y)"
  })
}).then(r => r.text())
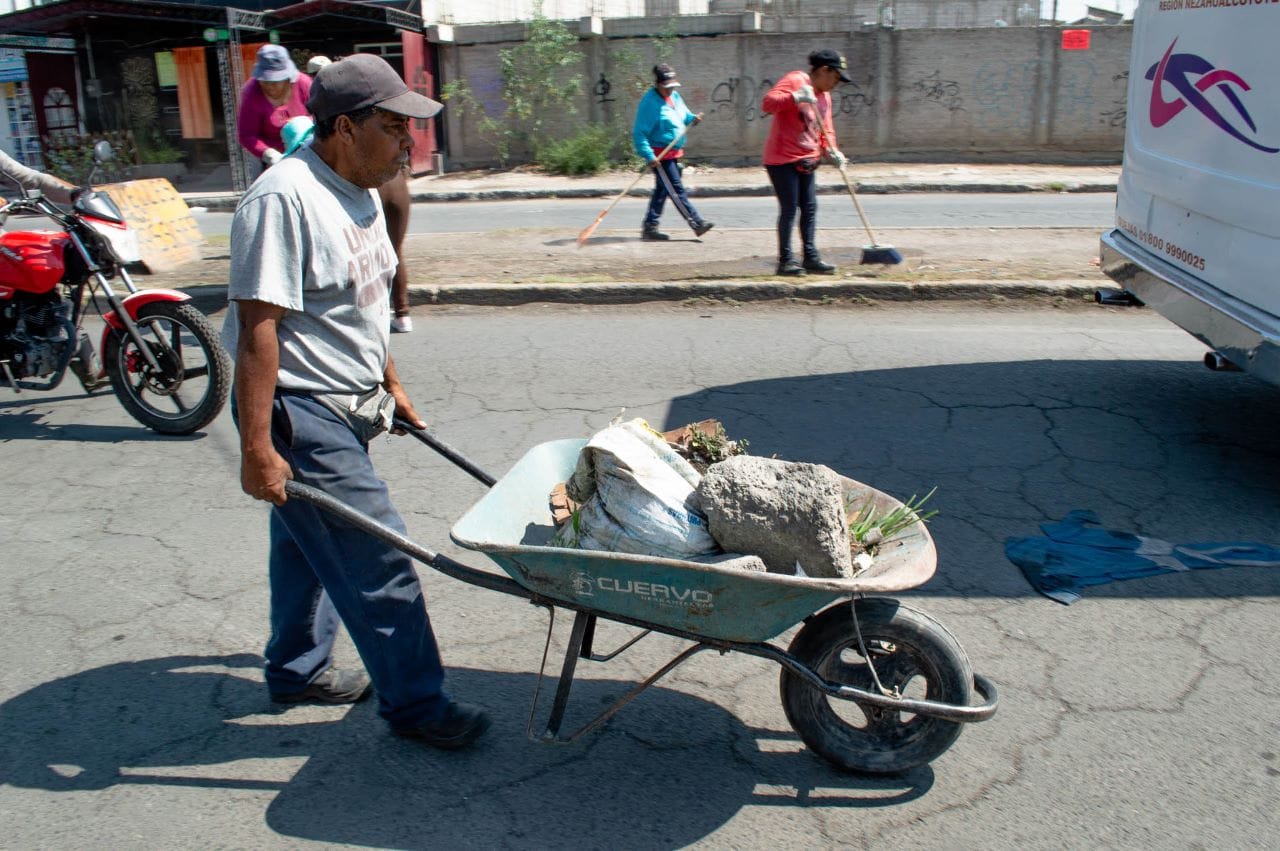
top-left (542, 611), bottom-right (593, 740)
top-left (580, 614), bottom-right (597, 660)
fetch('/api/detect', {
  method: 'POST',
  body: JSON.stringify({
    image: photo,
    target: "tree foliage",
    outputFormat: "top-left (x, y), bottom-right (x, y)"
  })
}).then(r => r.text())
top-left (442, 1), bottom-right (583, 165)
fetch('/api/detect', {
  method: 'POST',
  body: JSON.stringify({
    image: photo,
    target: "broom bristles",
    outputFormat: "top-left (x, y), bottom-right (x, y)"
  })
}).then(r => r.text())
top-left (576, 214), bottom-right (606, 247)
top-left (861, 245), bottom-right (903, 265)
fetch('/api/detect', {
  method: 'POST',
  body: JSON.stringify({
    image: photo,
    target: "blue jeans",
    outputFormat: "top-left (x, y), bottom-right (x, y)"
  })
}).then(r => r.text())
top-left (766, 162), bottom-right (819, 263)
top-left (644, 158), bottom-right (703, 229)
top-left (233, 391), bottom-right (450, 730)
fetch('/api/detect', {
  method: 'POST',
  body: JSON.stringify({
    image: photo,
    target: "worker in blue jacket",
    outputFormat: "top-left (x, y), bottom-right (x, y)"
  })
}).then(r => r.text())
top-left (632, 63), bottom-right (714, 241)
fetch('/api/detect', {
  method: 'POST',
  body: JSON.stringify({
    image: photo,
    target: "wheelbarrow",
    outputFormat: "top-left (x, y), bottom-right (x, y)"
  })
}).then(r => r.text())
top-left (284, 427), bottom-right (998, 775)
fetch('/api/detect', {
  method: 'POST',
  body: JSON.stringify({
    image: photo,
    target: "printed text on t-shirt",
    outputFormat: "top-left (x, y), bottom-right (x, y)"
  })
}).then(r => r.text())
top-left (343, 220), bottom-right (395, 308)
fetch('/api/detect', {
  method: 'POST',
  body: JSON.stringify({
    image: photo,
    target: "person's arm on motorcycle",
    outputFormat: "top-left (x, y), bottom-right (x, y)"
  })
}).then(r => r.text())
top-left (383, 354), bottom-right (425, 433)
top-left (234, 299), bottom-right (293, 505)
top-left (0, 148), bottom-right (77, 205)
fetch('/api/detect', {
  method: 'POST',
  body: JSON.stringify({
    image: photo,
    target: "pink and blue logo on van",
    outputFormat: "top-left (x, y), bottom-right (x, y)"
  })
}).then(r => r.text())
top-left (1146, 38), bottom-right (1279, 153)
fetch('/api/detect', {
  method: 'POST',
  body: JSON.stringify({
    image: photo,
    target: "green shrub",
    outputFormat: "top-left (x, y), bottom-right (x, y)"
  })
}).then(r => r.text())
top-left (41, 131), bottom-right (135, 184)
top-left (137, 145), bottom-right (186, 165)
top-left (536, 125), bottom-right (616, 175)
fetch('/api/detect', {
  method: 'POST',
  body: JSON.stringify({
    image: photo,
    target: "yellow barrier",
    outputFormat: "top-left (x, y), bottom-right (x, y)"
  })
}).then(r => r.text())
top-left (97, 178), bottom-right (203, 274)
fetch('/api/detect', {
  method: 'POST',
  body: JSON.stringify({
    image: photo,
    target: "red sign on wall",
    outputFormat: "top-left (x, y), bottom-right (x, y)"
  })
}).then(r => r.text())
top-left (1061, 29), bottom-right (1092, 50)
top-left (401, 31), bottom-right (437, 174)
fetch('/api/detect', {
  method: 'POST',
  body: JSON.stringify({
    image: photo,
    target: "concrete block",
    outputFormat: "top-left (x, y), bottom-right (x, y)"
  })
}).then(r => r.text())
top-left (696, 456), bottom-right (854, 578)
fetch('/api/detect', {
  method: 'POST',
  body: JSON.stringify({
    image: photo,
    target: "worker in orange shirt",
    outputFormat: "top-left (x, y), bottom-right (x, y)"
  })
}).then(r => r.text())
top-left (760, 49), bottom-right (850, 276)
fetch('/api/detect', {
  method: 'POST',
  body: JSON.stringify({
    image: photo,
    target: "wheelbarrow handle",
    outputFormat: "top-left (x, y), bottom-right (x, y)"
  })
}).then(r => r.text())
top-left (283, 479), bottom-right (532, 599)
top-left (393, 418), bottom-right (498, 488)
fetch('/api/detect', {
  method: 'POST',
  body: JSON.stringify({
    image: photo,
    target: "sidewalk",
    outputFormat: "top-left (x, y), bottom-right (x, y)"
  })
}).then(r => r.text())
top-left (180, 161), bottom-right (1120, 210)
top-left (170, 162), bottom-right (1119, 310)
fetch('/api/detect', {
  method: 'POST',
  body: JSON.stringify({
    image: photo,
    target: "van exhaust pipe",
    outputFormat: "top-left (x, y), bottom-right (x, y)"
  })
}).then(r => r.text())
top-left (1095, 288), bottom-right (1143, 307)
top-left (1204, 351), bottom-right (1242, 372)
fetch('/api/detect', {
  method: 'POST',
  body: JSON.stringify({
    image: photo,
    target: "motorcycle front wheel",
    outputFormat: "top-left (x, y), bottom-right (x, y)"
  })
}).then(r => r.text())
top-left (103, 301), bottom-right (231, 435)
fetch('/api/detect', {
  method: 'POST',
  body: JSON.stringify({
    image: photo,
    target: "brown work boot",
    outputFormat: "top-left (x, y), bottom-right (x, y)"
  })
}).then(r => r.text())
top-left (271, 668), bottom-right (372, 705)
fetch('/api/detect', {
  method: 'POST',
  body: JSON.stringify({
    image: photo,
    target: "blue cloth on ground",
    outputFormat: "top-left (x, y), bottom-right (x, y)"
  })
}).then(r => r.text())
top-left (1006, 510), bottom-right (1280, 605)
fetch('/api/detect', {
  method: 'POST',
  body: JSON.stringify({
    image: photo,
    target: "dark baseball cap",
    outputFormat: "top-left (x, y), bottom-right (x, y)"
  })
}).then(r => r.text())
top-left (809, 49), bottom-right (852, 83)
top-left (653, 63), bottom-right (681, 87)
top-left (307, 53), bottom-right (443, 122)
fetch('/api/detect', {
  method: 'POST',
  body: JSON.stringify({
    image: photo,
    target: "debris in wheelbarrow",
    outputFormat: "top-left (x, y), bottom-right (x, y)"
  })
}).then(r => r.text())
top-left (661, 418), bottom-right (749, 474)
top-left (547, 418), bottom-right (748, 526)
top-left (550, 417), bottom-right (719, 559)
top-left (697, 455), bottom-right (855, 578)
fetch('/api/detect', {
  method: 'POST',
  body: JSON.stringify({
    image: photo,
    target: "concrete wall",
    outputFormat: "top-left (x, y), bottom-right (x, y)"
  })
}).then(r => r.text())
top-left (421, 0), bottom-right (709, 25)
top-left (711, 1), bottom-right (1041, 27)
top-left (439, 23), bottom-right (1131, 168)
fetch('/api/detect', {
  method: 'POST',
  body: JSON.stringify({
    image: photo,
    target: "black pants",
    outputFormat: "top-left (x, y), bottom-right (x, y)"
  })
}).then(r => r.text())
top-left (766, 162), bottom-right (819, 263)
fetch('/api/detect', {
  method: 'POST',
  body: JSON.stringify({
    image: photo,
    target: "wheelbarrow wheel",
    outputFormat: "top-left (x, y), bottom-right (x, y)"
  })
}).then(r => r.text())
top-left (780, 597), bottom-right (973, 775)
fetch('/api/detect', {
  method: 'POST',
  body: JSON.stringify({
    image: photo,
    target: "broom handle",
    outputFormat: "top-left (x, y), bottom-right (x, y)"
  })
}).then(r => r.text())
top-left (582, 123), bottom-right (692, 233)
top-left (817, 120), bottom-right (880, 246)
top-left (837, 164), bottom-right (879, 246)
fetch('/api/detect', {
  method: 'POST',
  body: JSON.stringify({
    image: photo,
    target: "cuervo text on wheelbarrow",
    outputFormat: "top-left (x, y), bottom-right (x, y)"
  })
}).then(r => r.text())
top-left (571, 570), bottom-right (714, 608)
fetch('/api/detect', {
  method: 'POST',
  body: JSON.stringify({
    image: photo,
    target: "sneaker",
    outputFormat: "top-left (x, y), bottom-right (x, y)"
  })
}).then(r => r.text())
top-left (776, 260), bottom-right (806, 276)
top-left (693, 221), bottom-right (715, 237)
top-left (803, 257), bottom-right (837, 274)
top-left (391, 315), bottom-right (413, 334)
top-left (271, 668), bottom-right (372, 705)
top-left (641, 224), bottom-right (670, 241)
top-left (393, 701), bottom-right (491, 750)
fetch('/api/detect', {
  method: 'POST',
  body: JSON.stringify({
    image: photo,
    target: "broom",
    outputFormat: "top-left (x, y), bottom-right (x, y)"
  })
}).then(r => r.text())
top-left (820, 125), bottom-right (902, 265)
top-left (576, 122), bottom-right (692, 248)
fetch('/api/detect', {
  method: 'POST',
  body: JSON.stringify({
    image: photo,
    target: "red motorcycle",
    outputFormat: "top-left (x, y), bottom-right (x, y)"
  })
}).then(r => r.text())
top-left (0, 143), bottom-right (229, 434)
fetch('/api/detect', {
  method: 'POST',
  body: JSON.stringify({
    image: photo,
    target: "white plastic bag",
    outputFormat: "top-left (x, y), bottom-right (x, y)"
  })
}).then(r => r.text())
top-left (558, 418), bottom-right (719, 559)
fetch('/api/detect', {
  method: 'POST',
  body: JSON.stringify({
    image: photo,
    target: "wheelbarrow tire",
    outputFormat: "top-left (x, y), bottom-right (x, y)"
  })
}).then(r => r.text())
top-left (780, 597), bottom-right (973, 775)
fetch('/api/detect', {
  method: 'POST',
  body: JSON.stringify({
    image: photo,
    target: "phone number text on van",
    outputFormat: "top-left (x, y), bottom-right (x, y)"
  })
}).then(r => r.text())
top-left (1117, 216), bottom-right (1208, 272)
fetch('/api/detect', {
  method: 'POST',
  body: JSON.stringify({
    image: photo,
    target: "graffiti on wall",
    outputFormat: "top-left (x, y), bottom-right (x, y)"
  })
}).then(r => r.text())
top-left (708, 76), bottom-right (775, 122)
top-left (973, 58), bottom-right (1041, 125)
top-left (911, 70), bottom-right (965, 113)
top-left (836, 76), bottom-right (878, 119)
top-left (594, 73), bottom-right (616, 105)
top-left (1056, 60), bottom-right (1099, 124)
top-left (1099, 70), bottom-right (1128, 128)
top-left (973, 56), bottom-right (1112, 128)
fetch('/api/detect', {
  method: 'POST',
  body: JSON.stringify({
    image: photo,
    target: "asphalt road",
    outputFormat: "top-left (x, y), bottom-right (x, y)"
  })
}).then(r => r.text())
top-left (190, 192), bottom-right (1117, 237)
top-left (2, 302), bottom-right (1278, 848)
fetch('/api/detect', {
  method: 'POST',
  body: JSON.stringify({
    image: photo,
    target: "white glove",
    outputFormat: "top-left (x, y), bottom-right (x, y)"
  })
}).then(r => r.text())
top-left (262, 148), bottom-right (283, 166)
top-left (830, 149), bottom-right (847, 170)
top-left (792, 84), bottom-right (816, 105)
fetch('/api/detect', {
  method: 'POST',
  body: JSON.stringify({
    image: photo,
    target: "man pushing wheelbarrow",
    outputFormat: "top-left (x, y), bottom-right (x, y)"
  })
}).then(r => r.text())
top-left (223, 53), bottom-right (490, 750)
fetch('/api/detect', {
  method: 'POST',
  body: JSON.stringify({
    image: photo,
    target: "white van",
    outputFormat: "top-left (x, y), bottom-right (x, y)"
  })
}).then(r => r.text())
top-left (1100, 1), bottom-right (1280, 381)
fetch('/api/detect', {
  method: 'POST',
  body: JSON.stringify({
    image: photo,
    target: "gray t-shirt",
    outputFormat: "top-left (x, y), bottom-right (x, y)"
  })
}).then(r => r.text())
top-left (221, 146), bottom-right (396, 393)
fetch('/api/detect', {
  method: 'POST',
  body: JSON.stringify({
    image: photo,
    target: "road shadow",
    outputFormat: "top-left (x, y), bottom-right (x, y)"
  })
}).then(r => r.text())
top-left (664, 358), bottom-right (1280, 600)
top-left (549, 235), bottom-right (708, 248)
top-left (0, 408), bottom-right (207, 442)
top-left (0, 655), bottom-right (933, 848)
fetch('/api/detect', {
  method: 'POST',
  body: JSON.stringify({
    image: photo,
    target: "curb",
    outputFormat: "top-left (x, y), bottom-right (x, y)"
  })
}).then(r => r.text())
top-left (183, 181), bottom-right (1118, 212)
top-left (405, 182), bottom-right (1116, 204)
top-left (177, 278), bottom-right (1101, 314)
top-left (413, 279), bottom-right (1100, 306)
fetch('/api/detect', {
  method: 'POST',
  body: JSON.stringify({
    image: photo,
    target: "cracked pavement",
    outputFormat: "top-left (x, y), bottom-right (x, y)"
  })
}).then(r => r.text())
top-left (1, 301), bottom-right (1278, 849)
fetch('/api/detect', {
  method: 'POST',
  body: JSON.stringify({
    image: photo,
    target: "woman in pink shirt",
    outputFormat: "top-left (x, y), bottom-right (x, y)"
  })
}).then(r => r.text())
top-left (237, 44), bottom-right (312, 174)
top-left (761, 49), bottom-right (850, 276)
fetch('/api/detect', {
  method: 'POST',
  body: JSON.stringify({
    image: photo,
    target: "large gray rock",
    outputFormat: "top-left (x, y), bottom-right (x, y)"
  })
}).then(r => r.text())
top-left (695, 456), bottom-right (853, 578)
